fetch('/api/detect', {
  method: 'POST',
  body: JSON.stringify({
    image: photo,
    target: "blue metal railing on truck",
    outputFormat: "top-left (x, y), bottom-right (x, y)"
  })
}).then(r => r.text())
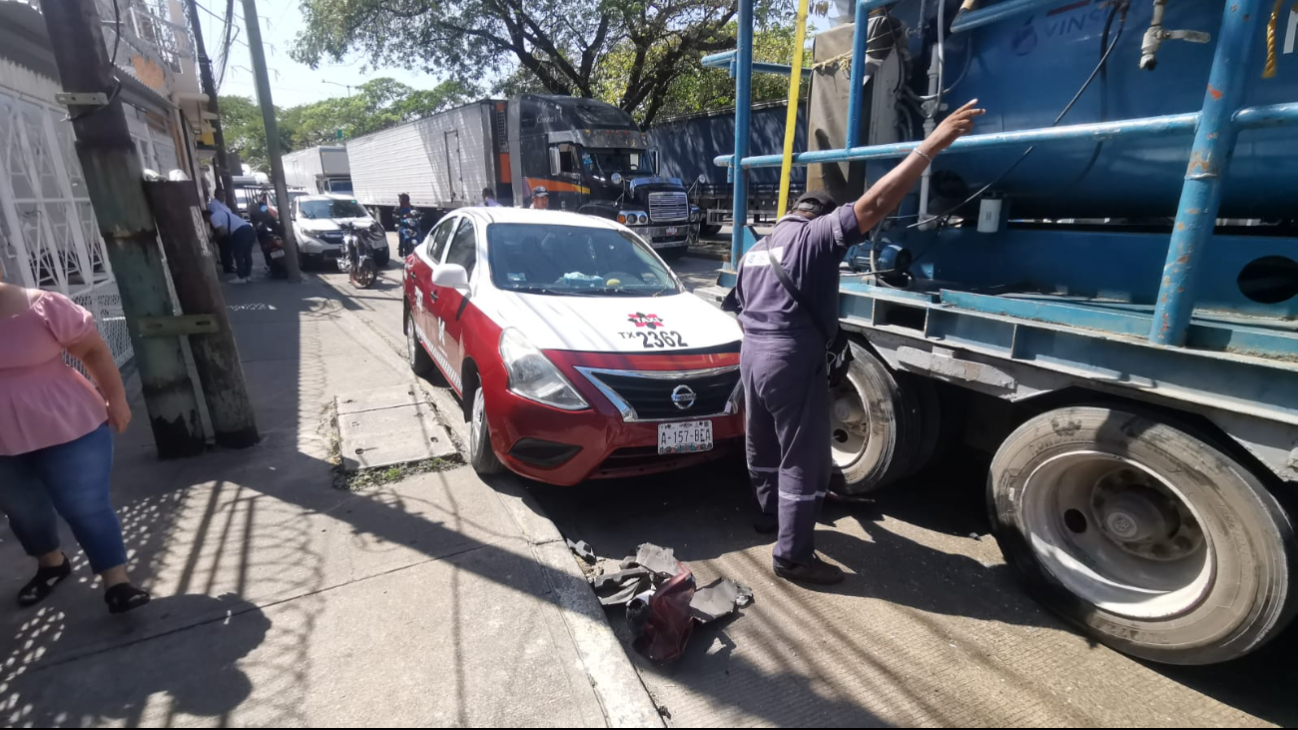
top-left (716, 0), bottom-right (1298, 353)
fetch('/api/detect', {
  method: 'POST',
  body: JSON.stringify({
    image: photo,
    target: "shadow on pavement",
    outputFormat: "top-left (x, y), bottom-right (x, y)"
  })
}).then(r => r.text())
top-left (534, 448), bottom-right (1295, 726)
top-left (2, 594), bottom-right (268, 727)
top-left (0, 269), bottom-right (600, 726)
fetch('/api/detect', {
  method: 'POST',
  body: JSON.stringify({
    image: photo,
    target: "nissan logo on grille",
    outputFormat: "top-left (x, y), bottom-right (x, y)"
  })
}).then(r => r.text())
top-left (671, 384), bottom-right (697, 410)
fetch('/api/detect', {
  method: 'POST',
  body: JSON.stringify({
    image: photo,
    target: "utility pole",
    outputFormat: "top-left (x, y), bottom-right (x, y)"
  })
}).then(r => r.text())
top-left (144, 180), bottom-right (259, 449)
top-left (242, 0), bottom-right (302, 282)
top-left (183, 0), bottom-right (236, 207)
top-left (37, 0), bottom-right (205, 458)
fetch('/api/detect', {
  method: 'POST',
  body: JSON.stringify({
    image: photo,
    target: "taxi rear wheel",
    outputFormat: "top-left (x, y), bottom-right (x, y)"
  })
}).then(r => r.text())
top-left (405, 309), bottom-right (434, 377)
top-left (469, 385), bottom-right (505, 476)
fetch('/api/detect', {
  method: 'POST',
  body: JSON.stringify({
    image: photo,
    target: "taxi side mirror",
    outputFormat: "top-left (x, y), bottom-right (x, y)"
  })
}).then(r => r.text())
top-left (433, 264), bottom-right (470, 294)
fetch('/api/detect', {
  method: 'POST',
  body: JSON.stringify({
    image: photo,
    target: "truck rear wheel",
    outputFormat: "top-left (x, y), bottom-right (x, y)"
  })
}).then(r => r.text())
top-left (989, 406), bottom-right (1296, 665)
top-left (830, 342), bottom-right (937, 493)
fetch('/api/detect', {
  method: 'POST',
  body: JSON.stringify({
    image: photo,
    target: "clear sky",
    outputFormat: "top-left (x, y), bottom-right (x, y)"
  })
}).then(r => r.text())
top-left (197, 0), bottom-right (839, 108)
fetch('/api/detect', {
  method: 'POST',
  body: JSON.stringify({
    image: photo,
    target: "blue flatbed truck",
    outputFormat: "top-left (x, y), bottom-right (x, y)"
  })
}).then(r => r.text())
top-left (710, 0), bottom-right (1298, 665)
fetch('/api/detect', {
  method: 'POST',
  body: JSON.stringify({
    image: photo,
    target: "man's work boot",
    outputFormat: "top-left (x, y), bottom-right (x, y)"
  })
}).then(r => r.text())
top-left (773, 555), bottom-right (845, 586)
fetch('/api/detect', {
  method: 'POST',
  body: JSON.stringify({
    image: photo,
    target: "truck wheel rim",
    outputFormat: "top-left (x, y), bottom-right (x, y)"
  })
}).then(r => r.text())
top-left (1021, 450), bottom-right (1214, 620)
top-left (830, 378), bottom-right (869, 468)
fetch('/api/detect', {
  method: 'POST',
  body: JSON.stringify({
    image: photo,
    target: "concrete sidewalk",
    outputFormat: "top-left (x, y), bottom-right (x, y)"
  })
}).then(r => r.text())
top-left (0, 271), bottom-right (659, 727)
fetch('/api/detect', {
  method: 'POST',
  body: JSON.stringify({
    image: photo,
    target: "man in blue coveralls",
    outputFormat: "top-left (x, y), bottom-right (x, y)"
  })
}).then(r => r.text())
top-left (731, 100), bottom-right (985, 585)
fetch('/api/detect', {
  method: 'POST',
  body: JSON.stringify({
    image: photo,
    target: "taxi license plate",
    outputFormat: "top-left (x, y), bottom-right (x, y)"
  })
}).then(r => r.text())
top-left (658, 420), bottom-right (713, 455)
top-left (270, 250), bottom-right (285, 259)
top-left (665, 226), bottom-right (679, 235)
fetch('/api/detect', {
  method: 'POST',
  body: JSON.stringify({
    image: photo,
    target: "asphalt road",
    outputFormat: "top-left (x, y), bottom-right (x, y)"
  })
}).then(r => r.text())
top-left (316, 247), bottom-right (1294, 729)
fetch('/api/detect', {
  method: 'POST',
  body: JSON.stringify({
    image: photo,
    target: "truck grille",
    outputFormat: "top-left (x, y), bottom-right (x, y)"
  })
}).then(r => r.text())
top-left (648, 192), bottom-right (689, 223)
top-left (579, 366), bottom-right (739, 421)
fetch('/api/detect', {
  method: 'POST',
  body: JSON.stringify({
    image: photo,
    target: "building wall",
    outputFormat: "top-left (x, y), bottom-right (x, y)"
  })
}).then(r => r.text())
top-left (0, 0), bottom-right (199, 369)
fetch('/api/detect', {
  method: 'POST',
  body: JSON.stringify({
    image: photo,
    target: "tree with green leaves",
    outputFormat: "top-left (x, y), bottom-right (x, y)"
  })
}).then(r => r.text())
top-left (598, 21), bottom-right (803, 123)
top-left (217, 94), bottom-right (289, 172)
top-left (283, 77), bottom-right (475, 148)
top-left (292, 0), bottom-right (793, 127)
top-left (220, 77), bottom-right (472, 170)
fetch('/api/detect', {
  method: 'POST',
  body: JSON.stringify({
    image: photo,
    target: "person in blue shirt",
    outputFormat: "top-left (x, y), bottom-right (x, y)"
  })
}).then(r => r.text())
top-left (731, 99), bottom-right (984, 585)
top-left (482, 187), bottom-right (501, 207)
top-left (205, 195), bottom-right (255, 284)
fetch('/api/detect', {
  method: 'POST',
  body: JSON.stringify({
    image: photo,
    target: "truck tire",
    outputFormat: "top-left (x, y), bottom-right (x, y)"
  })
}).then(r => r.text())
top-left (660, 246), bottom-right (688, 262)
top-left (469, 385), bottom-right (505, 476)
top-left (989, 406), bottom-right (1296, 665)
top-left (700, 224), bottom-right (723, 237)
top-left (830, 341), bottom-right (934, 493)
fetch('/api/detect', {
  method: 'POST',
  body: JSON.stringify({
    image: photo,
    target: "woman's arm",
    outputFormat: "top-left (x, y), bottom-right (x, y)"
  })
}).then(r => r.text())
top-left (66, 332), bottom-right (132, 433)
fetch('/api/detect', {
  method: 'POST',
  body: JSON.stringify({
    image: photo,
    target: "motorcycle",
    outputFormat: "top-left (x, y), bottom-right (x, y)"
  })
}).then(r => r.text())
top-left (337, 220), bottom-right (377, 288)
top-left (397, 212), bottom-right (422, 258)
top-left (254, 216), bottom-right (287, 279)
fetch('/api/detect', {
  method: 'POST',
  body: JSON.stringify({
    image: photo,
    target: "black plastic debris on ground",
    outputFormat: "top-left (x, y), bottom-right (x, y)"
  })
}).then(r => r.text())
top-left (587, 542), bottom-right (754, 662)
top-left (591, 567), bottom-right (653, 607)
top-left (633, 542), bottom-right (680, 577)
top-left (566, 538), bottom-right (597, 565)
top-left (691, 578), bottom-right (754, 623)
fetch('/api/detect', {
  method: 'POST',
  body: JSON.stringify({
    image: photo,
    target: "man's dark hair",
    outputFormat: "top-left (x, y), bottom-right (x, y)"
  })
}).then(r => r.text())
top-left (483, 187), bottom-right (494, 199)
top-left (791, 189), bottom-right (837, 218)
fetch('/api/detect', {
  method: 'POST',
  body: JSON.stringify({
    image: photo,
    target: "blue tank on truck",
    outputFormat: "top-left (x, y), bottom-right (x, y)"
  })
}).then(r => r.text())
top-left (711, 0), bottom-right (1298, 666)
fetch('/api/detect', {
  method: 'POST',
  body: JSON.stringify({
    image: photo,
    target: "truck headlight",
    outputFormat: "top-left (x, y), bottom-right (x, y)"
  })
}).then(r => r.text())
top-left (637, 212), bottom-right (649, 225)
top-left (499, 328), bottom-right (588, 410)
top-left (618, 211), bottom-right (648, 226)
top-left (690, 206), bottom-right (701, 223)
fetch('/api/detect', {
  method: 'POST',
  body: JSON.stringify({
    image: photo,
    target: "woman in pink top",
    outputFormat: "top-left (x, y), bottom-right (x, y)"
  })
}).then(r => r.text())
top-left (0, 278), bottom-right (150, 614)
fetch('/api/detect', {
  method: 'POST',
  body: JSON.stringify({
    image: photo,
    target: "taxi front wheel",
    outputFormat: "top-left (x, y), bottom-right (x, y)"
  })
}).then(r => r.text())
top-left (469, 385), bottom-right (505, 476)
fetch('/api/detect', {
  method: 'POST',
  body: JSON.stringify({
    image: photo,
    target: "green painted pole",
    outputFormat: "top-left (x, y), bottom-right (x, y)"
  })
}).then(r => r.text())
top-left (37, 0), bottom-right (206, 458)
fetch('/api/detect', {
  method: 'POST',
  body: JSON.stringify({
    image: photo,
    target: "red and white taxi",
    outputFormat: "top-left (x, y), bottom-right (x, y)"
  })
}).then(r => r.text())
top-left (403, 207), bottom-right (744, 485)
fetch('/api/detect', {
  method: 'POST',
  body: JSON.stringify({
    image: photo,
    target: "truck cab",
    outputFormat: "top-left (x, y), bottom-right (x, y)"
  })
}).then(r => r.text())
top-left (507, 95), bottom-right (700, 259)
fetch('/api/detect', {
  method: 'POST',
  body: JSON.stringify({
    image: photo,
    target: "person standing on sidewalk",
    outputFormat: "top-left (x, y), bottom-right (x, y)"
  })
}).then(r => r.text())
top-left (207, 195), bottom-right (256, 284)
top-left (729, 100), bottom-right (985, 585)
top-left (0, 277), bottom-right (151, 613)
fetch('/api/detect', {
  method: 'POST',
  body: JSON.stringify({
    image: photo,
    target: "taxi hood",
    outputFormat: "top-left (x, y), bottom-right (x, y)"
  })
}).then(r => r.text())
top-left (480, 289), bottom-right (741, 354)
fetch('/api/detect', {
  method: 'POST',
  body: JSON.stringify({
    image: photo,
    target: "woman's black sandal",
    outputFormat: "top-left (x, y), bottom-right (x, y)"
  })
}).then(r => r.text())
top-left (17, 555), bottom-right (72, 607)
top-left (105, 583), bottom-right (151, 614)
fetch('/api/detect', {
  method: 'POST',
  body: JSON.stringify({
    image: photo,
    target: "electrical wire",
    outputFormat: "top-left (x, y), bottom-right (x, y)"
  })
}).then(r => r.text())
top-left (911, 1), bottom-right (1128, 230)
top-left (217, 0), bottom-right (236, 90)
top-left (930, 0), bottom-right (948, 123)
top-left (916, 36), bottom-right (972, 101)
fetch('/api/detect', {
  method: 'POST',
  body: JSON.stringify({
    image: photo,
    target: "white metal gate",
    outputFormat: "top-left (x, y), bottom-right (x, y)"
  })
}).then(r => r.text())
top-left (0, 60), bottom-right (134, 367)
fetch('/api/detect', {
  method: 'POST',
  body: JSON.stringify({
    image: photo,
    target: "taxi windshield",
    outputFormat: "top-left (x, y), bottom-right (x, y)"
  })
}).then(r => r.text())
top-left (487, 223), bottom-right (680, 297)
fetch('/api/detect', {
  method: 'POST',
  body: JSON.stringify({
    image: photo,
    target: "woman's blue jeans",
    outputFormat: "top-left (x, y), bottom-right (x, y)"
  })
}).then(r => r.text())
top-left (0, 424), bottom-right (127, 574)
